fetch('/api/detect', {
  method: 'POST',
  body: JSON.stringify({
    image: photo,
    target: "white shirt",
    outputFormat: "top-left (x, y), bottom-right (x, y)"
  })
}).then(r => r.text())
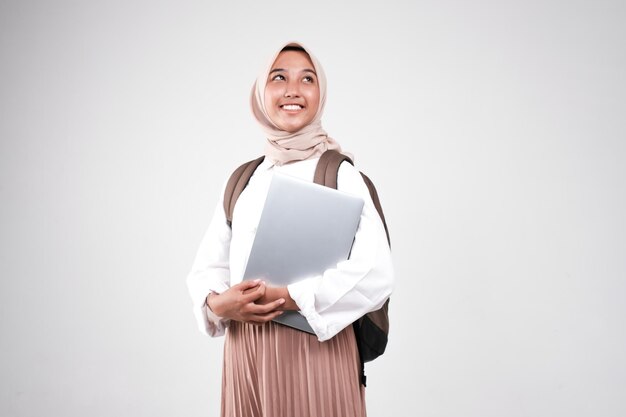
top-left (186, 157), bottom-right (394, 342)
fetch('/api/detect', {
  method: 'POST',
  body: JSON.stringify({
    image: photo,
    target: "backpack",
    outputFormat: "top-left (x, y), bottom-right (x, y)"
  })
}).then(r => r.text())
top-left (223, 149), bottom-right (391, 386)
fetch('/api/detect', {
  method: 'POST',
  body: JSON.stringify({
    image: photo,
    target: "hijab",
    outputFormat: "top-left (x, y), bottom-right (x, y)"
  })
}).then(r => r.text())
top-left (250, 41), bottom-right (344, 166)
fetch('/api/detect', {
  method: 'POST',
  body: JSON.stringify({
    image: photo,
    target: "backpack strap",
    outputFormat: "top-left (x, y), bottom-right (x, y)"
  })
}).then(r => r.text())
top-left (314, 150), bottom-right (391, 247)
top-left (223, 156), bottom-right (265, 227)
top-left (359, 172), bottom-right (391, 247)
top-left (313, 149), bottom-right (354, 188)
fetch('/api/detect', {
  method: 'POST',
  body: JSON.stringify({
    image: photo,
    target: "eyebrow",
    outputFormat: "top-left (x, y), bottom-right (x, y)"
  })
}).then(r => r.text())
top-left (269, 68), bottom-right (317, 75)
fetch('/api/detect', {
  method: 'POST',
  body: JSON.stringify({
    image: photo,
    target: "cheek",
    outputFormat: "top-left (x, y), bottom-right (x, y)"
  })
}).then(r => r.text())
top-left (263, 90), bottom-right (273, 109)
top-left (306, 89), bottom-right (320, 112)
top-left (264, 86), bottom-right (280, 109)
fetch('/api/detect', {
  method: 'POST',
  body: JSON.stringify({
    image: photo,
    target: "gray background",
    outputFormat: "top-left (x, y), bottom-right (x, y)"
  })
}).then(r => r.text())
top-left (1, 0), bottom-right (625, 416)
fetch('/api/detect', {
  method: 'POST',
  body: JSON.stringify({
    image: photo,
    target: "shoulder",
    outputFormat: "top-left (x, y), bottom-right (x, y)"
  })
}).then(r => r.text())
top-left (223, 156), bottom-right (271, 188)
top-left (337, 160), bottom-right (369, 197)
top-left (337, 159), bottom-right (360, 180)
top-left (217, 156), bottom-right (267, 205)
top-left (227, 155), bottom-right (268, 178)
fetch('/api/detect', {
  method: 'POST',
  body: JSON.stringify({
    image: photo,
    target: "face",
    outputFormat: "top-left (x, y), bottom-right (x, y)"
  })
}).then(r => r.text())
top-left (264, 50), bottom-right (320, 133)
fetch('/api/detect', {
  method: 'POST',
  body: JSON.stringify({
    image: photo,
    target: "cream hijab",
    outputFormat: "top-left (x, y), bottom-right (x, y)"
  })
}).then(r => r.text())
top-left (250, 42), bottom-right (343, 166)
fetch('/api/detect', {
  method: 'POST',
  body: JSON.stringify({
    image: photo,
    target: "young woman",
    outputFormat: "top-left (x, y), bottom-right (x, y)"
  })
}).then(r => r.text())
top-left (187, 41), bottom-right (393, 417)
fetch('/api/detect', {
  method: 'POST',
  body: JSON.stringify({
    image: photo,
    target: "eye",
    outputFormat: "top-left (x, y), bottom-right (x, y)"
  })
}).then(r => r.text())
top-left (303, 75), bottom-right (316, 83)
top-left (271, 74), bottom-right (285, 81)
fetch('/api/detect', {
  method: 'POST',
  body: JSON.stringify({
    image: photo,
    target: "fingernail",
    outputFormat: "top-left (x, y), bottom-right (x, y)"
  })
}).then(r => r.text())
top-left (279, 298), bottom-right (285, 304)
top-left (253, 279), bottom-right (261, 283)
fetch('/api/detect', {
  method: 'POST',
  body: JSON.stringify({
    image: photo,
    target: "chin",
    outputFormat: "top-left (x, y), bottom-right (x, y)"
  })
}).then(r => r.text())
top-left (279, 122), bottom-right (306, 133)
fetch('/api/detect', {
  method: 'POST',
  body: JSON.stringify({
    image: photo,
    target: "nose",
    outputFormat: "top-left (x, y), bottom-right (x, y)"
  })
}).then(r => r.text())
top-left (284, 79), bottom-right (300, 98)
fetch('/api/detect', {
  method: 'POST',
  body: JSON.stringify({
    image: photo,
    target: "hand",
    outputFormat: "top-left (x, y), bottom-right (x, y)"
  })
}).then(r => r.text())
top-left (206, 279), bottom-right (286, 324)
top-left (244, 285), bottom-right (299, 311)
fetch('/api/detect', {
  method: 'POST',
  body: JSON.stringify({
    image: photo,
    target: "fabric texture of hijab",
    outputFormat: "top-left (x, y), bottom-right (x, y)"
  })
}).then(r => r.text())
top-left (251, 41), bottom-right (343, 166)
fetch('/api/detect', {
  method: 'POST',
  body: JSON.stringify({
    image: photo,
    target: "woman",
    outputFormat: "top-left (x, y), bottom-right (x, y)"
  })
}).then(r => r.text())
top-left (186, 41), bottom-right (393, 417)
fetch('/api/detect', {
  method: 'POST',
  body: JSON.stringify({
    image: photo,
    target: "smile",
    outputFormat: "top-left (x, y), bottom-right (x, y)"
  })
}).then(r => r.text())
top-left (280, 104), bottom-right (304, 110)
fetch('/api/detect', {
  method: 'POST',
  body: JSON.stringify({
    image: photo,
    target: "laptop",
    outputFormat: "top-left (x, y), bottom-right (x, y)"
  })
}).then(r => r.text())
top-left (242, 172), bottom-right (364, 334)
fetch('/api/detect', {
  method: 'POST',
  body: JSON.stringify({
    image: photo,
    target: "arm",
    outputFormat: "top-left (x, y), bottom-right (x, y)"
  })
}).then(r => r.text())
top-left (185, 195), bottom-right (233, 336)
top-left (286, 163), bottom-right (394, 341)
top-left (186, 179), bottom-right (288, 335)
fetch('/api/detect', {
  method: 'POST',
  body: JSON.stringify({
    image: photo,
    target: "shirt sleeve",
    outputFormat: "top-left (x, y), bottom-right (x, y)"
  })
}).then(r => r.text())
top-left (185, 182), bottom-right (232, 337)
top-left (287, 162), bottom-right (394, 341)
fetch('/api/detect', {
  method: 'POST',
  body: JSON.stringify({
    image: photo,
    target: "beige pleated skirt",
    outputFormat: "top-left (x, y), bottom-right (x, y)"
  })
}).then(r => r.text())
top-left (221, 320), bottom-right (367, 417)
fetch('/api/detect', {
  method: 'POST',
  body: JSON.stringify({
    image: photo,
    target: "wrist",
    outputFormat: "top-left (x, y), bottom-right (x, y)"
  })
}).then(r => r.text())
top-left (277, 287), bottom-right (298, 311)
top-left (206, 292), bottom-right (221, 316)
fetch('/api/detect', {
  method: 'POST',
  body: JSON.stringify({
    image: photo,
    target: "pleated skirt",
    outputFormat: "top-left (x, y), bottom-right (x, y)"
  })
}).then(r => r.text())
top-left (221, 320), bottom-right (367, 417)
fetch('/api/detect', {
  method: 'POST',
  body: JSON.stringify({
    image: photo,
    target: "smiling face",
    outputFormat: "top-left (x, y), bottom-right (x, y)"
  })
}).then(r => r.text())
top-left (264, 50), bottom-right (320, 133)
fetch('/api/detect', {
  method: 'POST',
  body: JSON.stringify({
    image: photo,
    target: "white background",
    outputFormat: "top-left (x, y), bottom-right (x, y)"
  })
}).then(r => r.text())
top-left (1, 1), bottom-right (625, 416)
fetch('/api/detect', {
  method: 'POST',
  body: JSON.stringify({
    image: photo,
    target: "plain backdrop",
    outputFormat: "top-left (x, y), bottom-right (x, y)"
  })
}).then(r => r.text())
top-left (1, 0), bottom-right (625, 416)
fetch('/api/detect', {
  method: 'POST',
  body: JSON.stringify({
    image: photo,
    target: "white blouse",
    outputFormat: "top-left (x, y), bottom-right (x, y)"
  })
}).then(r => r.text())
top-left (186, 157), bottom-right (394, 342)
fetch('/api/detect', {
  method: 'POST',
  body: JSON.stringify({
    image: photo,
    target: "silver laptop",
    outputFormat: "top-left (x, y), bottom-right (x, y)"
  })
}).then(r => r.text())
top-left (243, 172), bottom-right (364, 334)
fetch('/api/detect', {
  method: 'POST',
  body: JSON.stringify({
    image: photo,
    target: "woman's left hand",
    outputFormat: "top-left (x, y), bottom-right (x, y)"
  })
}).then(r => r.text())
top-left (245, 285), bottom-right (299, 311)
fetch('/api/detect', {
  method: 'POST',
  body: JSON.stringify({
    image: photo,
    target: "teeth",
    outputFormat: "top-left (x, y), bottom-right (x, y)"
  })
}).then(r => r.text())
top-left (282, 104), bottom-right (302, 110)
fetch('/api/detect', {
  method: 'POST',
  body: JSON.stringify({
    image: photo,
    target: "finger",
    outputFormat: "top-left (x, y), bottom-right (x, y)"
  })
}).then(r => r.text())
top-left (242, 283), bottom-right (267, 297)
top-left (247, 298), bottom-right (286, 314)
top-left (235, 279), bottom-right (262, 292)
top-left (241, 283), bottom-right (267, 303)
top-left (242, 286), bottom-right (257, 295)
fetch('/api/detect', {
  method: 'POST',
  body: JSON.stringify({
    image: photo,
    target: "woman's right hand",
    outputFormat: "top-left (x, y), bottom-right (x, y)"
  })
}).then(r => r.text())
top-left (206, 279), bottom-right (286, 324)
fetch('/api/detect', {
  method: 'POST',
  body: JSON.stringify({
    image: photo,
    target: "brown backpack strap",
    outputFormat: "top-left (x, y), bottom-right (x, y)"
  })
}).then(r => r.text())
top-left (313, 150), bottom-right (354, 188)
top-left (314, 150), bottom-right (391, 247)
top-left (223, 156), bottom-right (265, 226)
top-left (359, 172), bottom-right (391, 247)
